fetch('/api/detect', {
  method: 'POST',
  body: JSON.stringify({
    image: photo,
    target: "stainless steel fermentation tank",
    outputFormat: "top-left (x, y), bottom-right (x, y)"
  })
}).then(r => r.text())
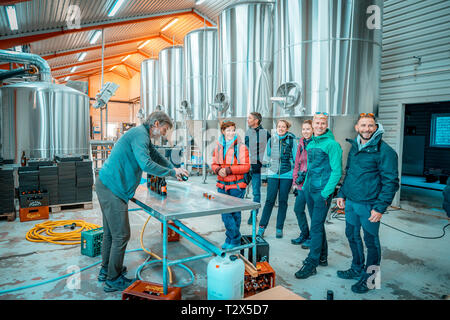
top-left (183, 27), bottom-right (218, 121)
top-left (273, 0), bottom-right (383, 117)
top-left (159, 46), bottom-right (184, 122)
top-left (0, 82), bottom-right (90, 163)
top-left (182, 28), bottom-right (219, 178)
top-left (218, 1), bottom-right (274, 118)
top-left (140, 58), bottom-right (159, 118)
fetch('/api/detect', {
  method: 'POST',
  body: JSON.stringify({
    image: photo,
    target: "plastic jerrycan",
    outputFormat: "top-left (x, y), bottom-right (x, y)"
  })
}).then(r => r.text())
top-left (207, 254), bottom-right (245, 300)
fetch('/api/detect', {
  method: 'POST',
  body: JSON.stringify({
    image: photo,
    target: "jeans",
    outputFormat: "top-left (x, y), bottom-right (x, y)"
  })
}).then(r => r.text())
top-left (345, 199), bottom-right (381, 274)
top-left (304, 190), bottom-right (331, 267)
top-left (294, 190), bottom-right (310, 237)
top-left (251, 173), bottom-right (262, 215)
top-left (259, 178), bottom-right (292, 230)
top-left (96, 178), bottom-right (130, 281)
top-left (218, 187), bottom-right (245, 245)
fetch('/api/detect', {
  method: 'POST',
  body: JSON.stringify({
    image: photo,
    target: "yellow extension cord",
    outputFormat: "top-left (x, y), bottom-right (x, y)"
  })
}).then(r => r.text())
top-left (26, 220), bottom-right (100, 245)
top-left (26, 215), bottom-right (175, 283)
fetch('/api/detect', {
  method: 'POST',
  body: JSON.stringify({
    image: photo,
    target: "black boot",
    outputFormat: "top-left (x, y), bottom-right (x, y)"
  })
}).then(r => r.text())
top-left (291, 233), bottom-right (309, 245)
top-left (294, 263), bottom-right (317, 279)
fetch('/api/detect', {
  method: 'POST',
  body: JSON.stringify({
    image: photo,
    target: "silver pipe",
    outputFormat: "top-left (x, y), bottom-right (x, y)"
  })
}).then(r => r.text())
top-left (202, 26), bottom-right (207, 184)
top-left (0, 49), bottom-right (51, 82)
top-left (100, 29), bottom-right (105, 140)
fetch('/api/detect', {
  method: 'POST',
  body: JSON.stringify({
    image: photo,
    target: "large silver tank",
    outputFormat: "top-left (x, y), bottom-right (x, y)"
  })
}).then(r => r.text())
top-left (140, 58), bottom-right (159, 118)
top-left (1, 82), bottom-right (90, 163)
top-left (273, 0), bottom-right (382, 117)
top-left (218, 1), bottom-right (274, 118)
top-left (183, 27), bottom-right (219, 121)
top-left (159, 46), bottom-right (184, 121)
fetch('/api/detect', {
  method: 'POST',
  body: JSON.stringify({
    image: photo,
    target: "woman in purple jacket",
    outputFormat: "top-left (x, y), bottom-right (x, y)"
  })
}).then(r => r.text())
top-left (291, 120), bottom-right (313, 246)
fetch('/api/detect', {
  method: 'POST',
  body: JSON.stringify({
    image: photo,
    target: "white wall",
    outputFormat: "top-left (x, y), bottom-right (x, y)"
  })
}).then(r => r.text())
top-left (379, 0), bottom-right (450, 206)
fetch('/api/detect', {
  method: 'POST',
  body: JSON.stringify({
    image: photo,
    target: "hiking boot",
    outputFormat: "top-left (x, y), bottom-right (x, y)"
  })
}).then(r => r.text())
top-left (337, 268), bottom-right (363, 280)
top-left (291, 234), bottom-right (309, 245)
top-left (104, 274), bottom-right (136, 293)
top-left (301, 238), bottom-right (311, 249)
top-left (294, 263), bottom-right (317, 279)
top-left (276, 228), bottom-right (283, 239)
top-left (351, 275), bottom-right (370, 294)
top-left (98, 266), bottom-right (128, 282)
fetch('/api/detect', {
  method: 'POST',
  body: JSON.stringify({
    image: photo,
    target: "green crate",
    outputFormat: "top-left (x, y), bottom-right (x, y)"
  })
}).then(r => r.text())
top-left (81, 227), bottom-right (103, 257)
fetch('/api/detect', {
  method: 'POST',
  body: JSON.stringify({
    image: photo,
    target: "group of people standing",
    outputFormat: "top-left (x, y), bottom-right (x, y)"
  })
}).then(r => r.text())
top-left (211, 111), bottom-right (399, 294)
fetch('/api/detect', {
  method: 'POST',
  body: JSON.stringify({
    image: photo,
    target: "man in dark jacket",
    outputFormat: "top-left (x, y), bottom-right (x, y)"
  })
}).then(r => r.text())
top-left (336, 113), bottom-right (399, 294)
top-left (245, 112), bottom-right (271, 224)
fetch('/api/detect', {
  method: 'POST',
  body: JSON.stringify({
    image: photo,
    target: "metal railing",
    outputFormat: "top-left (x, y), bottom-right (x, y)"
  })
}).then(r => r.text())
top-left (90, 140), bottom-right (115, 173)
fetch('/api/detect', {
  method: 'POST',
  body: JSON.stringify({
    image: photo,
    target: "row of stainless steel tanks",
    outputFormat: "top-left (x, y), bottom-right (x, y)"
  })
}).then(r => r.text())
top-left (141, 0), bottom-right (382, 122)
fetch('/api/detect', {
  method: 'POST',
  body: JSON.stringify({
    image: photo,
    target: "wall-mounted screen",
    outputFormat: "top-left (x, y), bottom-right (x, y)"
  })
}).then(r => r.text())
top-left (430, 113), bottom-right (450, 148)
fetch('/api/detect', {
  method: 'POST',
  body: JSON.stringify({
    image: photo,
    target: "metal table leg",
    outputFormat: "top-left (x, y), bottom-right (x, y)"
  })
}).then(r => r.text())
top-left (162, 219), bottom-right (168, 295)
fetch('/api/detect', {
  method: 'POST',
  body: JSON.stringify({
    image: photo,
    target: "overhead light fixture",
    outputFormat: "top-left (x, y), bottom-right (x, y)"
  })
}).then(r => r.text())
top-left (108, 0), bottom-right (125, 17)
top-left (161, 18), bottom-right (179, 32)
top-left (195, 0), bottom-right (206, 5)
top-left (70, 66), bottom-right (78, 73)
top-left (138, 40), bottom-right (151, 49)
top-left (109, 66), bottom-right (117, 71)
top-left (89, 30), bottom-right (102, 44)
top-left (78, 52), bottom-right (87, 61)
top-left (64, 76), bottom-right (70, 82)
top-left (5, 6), bottom-right (18, 31)
top-left (121, 54), bottom-right (131, 62)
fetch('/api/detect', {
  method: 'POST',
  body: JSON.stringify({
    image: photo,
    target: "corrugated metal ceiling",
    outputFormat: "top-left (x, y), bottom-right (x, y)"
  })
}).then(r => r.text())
top-left (0, 0), bottom-right (230, 81)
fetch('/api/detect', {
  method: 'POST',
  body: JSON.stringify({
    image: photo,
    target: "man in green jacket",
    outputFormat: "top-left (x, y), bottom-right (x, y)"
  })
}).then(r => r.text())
top-left (336, 113), bottom-right (399, 294)
top-left (295, 112), bottom-right (342, 279)
top-left (96, 111), bottom-right (188, 292)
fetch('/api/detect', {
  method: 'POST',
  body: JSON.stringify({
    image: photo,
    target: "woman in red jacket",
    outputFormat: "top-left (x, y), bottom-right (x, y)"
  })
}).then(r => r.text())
top-left (212, 121), bottom-right (250, 249)
top-left (291, 120), bottom-right (313, 246)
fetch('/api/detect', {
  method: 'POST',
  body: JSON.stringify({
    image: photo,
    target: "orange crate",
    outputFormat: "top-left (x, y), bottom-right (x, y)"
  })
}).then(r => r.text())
top-left (244, 261), bottom-right (276, 298)
top-left (122, 280), bottom-right (181, 300)
top-left (161, 220), bottom-right (180, 242)
top-left (19, 206), bottom-right (49, 222)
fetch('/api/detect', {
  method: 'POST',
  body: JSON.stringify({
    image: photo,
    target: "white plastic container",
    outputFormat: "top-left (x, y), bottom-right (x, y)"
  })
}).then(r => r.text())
top-left (207, 254), bottom-right (245, 300)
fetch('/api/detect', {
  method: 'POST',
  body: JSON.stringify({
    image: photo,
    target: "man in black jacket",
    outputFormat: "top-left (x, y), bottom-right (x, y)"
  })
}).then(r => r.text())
top-left (245, 112), bottom-right (271, 224)
top-left (336, 113), bottom-right (399, 294)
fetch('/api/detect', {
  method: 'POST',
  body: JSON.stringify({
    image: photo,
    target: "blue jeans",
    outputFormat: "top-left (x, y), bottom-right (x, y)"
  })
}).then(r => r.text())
top-left (345, 199), bottom-right (381, 274)
top-left (218, 187), bottom-right (245, 245)
top-left (251, 173), bottom-right (262, 215)
top-left (304, 190), bottom-right (331, 267)
top-left (294, 190), bottom-right (310, 237)
top-left (259, 178), bottom-right (292, 230)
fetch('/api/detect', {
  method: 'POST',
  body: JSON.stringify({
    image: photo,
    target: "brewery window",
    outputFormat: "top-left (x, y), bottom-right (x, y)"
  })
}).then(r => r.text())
top-left (430, 113), bottom-right (450, 148)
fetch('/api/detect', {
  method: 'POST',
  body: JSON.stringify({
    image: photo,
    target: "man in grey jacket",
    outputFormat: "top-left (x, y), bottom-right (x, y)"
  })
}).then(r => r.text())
top-left (96, 111), bottom-right (188, 292)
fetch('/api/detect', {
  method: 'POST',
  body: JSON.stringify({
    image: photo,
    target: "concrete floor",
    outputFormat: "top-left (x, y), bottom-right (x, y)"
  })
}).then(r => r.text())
top-left (0, 175), bottom-right (449, 300)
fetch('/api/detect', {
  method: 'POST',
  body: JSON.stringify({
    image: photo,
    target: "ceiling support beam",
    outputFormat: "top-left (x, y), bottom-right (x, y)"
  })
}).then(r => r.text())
top-left (0, 9), bottom-right (196, 49)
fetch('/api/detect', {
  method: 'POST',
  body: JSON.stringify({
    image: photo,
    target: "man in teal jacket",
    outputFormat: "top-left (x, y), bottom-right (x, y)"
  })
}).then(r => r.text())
top-left (96, 111), bottom-right (188, 292)
top-left (336, 113), bottom-right (399, 294)
top-left (295, 112), bottom-right (342, 279)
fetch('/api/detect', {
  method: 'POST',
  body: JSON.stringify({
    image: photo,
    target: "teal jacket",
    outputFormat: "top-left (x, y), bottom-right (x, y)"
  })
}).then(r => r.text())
top-left (263, 132), bottom-right (297, 180)
top-left (338, 124), bottom-right (399, 214)
top-left (303, 129), bottom-right (342, 199)
top-left (99, 124), bottom-right (176, 202)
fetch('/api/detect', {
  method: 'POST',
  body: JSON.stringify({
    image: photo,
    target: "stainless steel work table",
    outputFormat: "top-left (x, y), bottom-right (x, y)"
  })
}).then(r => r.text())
top-left (130, 179), bottom-right (261, 295)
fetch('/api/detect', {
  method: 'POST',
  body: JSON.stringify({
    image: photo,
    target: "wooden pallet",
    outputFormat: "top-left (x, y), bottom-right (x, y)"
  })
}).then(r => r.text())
top-left (0, 210), bottom-right (16, 222)
top-left (50, 202), bottom-right (93, 213)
